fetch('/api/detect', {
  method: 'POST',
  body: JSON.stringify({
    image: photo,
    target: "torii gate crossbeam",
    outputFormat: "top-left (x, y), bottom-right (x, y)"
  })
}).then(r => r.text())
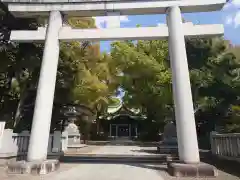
top-left (10, 23), bottom-right (224, 42)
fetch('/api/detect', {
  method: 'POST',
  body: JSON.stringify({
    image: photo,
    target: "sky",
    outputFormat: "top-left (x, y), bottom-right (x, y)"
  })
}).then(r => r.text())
top-left (94, 0), bottom-right (240, 52)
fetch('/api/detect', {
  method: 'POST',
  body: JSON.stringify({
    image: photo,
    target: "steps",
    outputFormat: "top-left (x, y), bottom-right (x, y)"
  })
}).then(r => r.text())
top-left (60, 154), bottom-right (177, 164)
top-left (108, 139), bottom-right (158, 146)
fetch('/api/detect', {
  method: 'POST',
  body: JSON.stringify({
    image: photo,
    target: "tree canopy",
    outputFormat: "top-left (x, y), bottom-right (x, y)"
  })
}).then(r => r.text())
top-left (0, 6), bottom-right (239, 136)
top-left (0, 11), bottom-right (118, 131)
top-left (110, 37), bottom-right (240, 134)
top-left (111, 40), bottom-right (172, 122)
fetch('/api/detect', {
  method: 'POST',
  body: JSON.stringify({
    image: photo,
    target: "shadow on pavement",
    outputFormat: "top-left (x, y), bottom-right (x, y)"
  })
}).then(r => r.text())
top-left (60, 152), bottom-right (240, 178)
top-left (131, 149), bottom-right (159, 154)
top-left (60, 154), bottom-right (169, 164)
top-left (86, 140), bottom-right (158, 147)
top-left (85, 141), bottom-right (110, 146)
top-left (60, 155), bottom-right (169, 173)
top-left (125, 163), bottom-right (168, 172)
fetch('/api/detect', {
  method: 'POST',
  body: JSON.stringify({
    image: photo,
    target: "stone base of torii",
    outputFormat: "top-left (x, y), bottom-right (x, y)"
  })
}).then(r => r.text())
top-left (2, 0), bottom-right (226, 177)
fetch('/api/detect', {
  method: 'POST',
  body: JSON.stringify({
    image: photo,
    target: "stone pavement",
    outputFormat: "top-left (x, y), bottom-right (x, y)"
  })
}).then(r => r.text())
top-left (0, 145), bottom-right (239, 180)
top-left (86, 144), bottom-right (157, 155)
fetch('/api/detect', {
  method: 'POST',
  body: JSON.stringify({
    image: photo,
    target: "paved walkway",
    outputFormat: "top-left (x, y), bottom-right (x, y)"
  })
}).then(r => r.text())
top-left (1, 145), bottom-right (240, 180)
top-left (85, 145), bottom-right (157, 155)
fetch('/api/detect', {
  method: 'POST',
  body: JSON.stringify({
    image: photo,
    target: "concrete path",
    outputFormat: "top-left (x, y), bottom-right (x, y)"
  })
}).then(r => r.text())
top-left (45, 145), bottom-right (165, 180)
top-left (85, 145), bottom-right (157, 155)
top-left (1, 145), bottom-right (240, 180)
top-left (45, 163), bottom-right (165, 180)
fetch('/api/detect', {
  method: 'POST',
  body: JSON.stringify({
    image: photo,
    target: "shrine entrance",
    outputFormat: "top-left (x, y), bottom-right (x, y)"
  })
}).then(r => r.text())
top-left (116, 124), bottom-right (129, 137)
top-left (106, 105), bottom-right (143, 139)
top-left (111, 124), bottom-right (129, 137)
top-left (1, 0), bottom-right (226, 177)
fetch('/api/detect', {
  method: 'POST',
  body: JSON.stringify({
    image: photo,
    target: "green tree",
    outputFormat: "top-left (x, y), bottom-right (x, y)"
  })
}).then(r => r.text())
top-left (110, 39), bottom-right (172, 137)
top-left (0, 6), bottom-right (43, 129)
top-left (225, 105), bottom-right (240, 133)
top-left (50, 17), bottom-right (119, 136)
top-left (186, 37), bottom-right (240, 134)
top-left (0, 12), bottom-right (118, 132)
top-left (110, 36), bottom-right (240, 139)
top-left (57, 18), bottom-right (119, 112)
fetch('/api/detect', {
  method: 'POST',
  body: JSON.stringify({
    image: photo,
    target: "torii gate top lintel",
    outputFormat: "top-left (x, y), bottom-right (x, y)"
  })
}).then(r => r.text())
top-left (5, 0), bottom-right (226, 42)
top-left (1, 0), bottom-right (226, 17)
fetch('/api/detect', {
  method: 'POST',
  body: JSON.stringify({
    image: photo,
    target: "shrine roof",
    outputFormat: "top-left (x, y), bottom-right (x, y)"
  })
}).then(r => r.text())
top-left (108, 103), bottom-right (142, 116)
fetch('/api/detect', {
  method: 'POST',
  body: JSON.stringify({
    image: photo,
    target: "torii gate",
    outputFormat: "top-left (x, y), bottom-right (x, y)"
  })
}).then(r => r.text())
top-left (2, 0), bottom-right (226, 176)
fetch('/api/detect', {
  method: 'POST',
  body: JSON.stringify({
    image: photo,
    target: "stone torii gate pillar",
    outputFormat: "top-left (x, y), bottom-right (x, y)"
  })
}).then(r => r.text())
top-left (8, 10), bottom-right (63, 175)
top-left (167, 6), bottom-right (200, 164)
top-left (27, 11), bottom-right (62, 162)
top-left (166, 6), bottom-right (218, 177)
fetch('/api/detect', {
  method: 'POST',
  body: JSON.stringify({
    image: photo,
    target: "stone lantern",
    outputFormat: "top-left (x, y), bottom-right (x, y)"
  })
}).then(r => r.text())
top-left (61, 105), bottom-right (81, 148)
top-left (60, 104), bottom-right (94, 148)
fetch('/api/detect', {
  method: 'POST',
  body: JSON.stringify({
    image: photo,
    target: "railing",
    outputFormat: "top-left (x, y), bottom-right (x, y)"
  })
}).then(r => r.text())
top-left (210, 132), bottom-right (240, 161)
top-left (12, 130), bottom-right (61, 155)
top-left (12, 133), bottom-right (29, 155)
top-left (0, 127), bottom-right (82, 160)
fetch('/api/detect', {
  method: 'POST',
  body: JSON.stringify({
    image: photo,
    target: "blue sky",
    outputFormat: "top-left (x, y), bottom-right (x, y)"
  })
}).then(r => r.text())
top-left (94, 0), bottom-right (240, 52)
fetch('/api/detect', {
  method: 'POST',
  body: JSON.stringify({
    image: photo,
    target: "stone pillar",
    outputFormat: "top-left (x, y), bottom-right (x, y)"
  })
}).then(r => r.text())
top-left (27, 11), bottom-right (62, 162)
top-left (61, 131), bottom-right (68, 152)
top-left (116, 125), bottom-right (118, 137)
top-left (0, 129), bottom-right (18, 155)
top-left (109, 124), bottom-right (112, 137)
top-left (129, 124), bottom-right (131, 138)
top-left (0, 122), bottom-right (6, 149)
top-left (135, 126), bottom-right (138, 137)
top-left (166, 6), bottom-right (200, 163)
top-left (52, 131), bottom-right (61, 153)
